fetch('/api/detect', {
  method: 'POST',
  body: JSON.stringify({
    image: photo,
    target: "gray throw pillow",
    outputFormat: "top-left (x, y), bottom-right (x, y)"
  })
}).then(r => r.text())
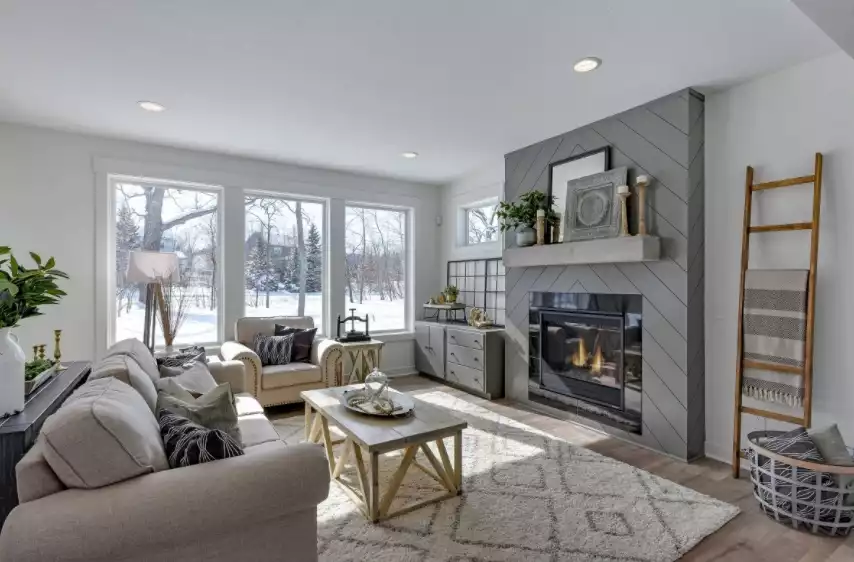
top-left (275, 325), bottom-right (317, 363)
top-left (157, 362), bottom-right (218, 396)
top-left (156, 383), bottom-right (241, 443)
top-left (809, 424), bottom-right (854, 504)
top-left (253, 333), bottom-right (294, 366)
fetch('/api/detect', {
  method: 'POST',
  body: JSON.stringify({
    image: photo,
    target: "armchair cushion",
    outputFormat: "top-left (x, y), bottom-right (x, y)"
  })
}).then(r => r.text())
top-left (262, 363), bottom-right (322, 389)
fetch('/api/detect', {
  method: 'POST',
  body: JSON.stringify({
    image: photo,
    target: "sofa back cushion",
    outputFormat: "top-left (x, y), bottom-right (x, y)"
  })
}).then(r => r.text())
top-left (104, 338), bottom-right (160, 383)
top-left (89, 354), bottom-right (158, 413)
top-left (235, 316), bottom-right (315, 347)
top-left (15, 442), bottom-right (66, 503)
top-left (40, 377), bottom-right (169, 489)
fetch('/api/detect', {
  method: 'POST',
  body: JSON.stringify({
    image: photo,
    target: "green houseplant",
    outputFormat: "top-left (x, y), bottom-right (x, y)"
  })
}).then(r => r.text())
top-left (443, 285), bottom-right (459, 303)
top-left (0, 247), bottom-right (68, 416)
top-left (495, 190), bottom-right (555, 247)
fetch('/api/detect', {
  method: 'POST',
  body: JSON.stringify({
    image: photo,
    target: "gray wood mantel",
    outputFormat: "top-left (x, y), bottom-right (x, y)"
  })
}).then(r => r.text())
top-left (503, 236), bottom-right (660, 268)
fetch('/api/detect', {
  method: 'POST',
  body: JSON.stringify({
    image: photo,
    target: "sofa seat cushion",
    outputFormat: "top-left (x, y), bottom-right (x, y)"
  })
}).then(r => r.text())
top-left (235, 393), bottom-right (264, 417)
top-left (40, 377), bottom-right (168, 489)
top-left (238, 413), bottom-right (281, 448)
top-left (88, 354), bottom-right (158, 413)
top-left (104, 338), bottom-right (160, 383)
top-left (261, 363), bottom-right (321, 389)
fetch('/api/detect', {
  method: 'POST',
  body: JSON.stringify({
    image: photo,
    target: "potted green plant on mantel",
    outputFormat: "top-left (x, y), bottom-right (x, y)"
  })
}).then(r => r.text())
top-left (0, 247), bottom-right (68, 417)
top-left (495, 190), bottom-right (555, 247)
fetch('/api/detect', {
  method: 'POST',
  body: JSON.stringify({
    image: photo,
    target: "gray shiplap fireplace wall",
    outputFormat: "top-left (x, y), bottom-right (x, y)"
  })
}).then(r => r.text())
top-left (504, 89), bottom-right (705, 460)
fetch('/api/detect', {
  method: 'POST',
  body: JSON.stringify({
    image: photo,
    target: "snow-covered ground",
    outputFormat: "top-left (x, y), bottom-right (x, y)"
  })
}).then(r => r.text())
top-left (116, 290), bottom-right (405, 345)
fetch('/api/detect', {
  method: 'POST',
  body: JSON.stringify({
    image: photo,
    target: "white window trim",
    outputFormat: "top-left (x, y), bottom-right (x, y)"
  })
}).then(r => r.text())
top-left (343, 202), bottom-right (413, 335)
top-left (242, 190), bottom-right (329, 335)
top-left (102, 174), bottom-right (225, 352)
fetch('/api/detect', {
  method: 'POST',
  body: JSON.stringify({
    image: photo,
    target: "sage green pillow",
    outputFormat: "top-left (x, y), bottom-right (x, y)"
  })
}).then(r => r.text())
top-left (156, 382), bottom-right (241, 443)
top-left (808, 424), bottom-right (854, 504)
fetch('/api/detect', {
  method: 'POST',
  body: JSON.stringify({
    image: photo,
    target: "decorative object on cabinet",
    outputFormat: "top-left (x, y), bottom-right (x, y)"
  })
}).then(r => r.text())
top-left (443, 285), bottom-right (459, 303)
top-left (24, 358), bottom-right (57, 396)
top-left (495, 190), bottom-right (554, 248)
top-left (565, 166), bottom-right (628, 242)
top-left (415, 322), bottom-right (505, 400)
top-left (547, 147), bottom-right (610, 242)
top-left (336, 308), bottom-right (371, 343)
top-left (423, 302), bottom-right (467, 324)
top-left (447, 258), bottom-right (505, 326)
top-left (468, 308), bottom-right (494, 328)
top-left (617, 184), bottom-right (631, 237)
top-left (635, 175), bottom-right (650, 236)
top-left (0, 247), bottom-right (68, 418)
top-left (53, 329), bottom-right (64, 370)
top-left (341, 339), bottom-right (384, 384)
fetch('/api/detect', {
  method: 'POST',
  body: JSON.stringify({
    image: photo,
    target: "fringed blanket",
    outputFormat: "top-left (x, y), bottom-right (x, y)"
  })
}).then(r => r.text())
top-left (741, 269), bottom-right (808, 407)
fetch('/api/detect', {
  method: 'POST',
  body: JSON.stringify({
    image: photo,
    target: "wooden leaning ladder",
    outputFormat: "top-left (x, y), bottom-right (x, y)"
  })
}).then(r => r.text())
top-left (732, 152), bottom-right (823, 478)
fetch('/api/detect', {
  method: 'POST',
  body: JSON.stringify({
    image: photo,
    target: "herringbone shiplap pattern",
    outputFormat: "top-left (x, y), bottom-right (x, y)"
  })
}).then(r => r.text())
top-left (504, 89), bottom-right (705, 460)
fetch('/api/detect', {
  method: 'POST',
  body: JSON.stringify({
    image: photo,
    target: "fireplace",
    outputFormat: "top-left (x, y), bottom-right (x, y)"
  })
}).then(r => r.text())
top-left (528, 292), bottom-right (642, 434)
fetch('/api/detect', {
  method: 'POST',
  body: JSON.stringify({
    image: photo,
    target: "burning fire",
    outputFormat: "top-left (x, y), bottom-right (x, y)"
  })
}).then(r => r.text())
top-left (571, 339), bottom-right (604, 375)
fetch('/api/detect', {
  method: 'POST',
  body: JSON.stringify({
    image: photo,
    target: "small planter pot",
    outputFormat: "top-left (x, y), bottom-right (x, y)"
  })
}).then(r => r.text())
top-left (516, 227), bottom-right (536, 247)
top-left (445, 294), bottom-right (457, 303)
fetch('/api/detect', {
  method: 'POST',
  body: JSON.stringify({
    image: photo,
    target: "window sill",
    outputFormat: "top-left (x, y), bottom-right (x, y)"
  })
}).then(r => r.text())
top-left (368, 331), bottom-right (415, 343)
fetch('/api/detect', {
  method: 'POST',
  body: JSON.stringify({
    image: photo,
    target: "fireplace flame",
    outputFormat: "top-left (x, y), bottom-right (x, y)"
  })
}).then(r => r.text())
top-left (571, 338), bottom-right (587, 367)
top-left (591, 345), bottom-right (604, 374)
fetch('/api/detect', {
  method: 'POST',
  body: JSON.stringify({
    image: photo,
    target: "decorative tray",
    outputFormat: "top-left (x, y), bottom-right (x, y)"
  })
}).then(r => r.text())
top-left (340, 387), bottom-right (414, 418)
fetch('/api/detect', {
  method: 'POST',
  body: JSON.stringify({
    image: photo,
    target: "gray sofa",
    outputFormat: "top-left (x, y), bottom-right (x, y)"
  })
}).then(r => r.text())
top-left (0, 339), bottom-right (330, 562)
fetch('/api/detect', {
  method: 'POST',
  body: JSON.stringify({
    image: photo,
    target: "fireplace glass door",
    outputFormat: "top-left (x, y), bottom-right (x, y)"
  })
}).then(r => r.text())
top-left (539, 311), bottom-right (625, 410)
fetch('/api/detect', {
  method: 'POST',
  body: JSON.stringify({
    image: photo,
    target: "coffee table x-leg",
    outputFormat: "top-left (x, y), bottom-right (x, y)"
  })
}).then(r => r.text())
top-left (304, 399), bottom-right (464, 523)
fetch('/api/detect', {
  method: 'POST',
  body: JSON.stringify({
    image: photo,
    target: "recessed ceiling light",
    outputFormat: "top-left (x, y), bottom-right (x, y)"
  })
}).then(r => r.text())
top-left (401, 151), bottom-right (419, 159)
top-left (573, 57), bottom-right (602, 73)
top-left (138, 100), bottom-right (166, 112)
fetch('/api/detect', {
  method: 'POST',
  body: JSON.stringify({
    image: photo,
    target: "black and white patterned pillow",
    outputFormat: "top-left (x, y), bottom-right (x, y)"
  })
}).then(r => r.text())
top-left (158, 410), bottom-right (244, 468)
top-left (157, 345), bottom-right (207, 368)
top-left (252, 333), bottom-right (294, 366)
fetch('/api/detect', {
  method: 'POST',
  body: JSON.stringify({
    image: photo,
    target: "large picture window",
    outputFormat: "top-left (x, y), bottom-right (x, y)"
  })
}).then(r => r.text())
top-left (113, 180), bottom-right (220, 346)
top-left (345, 206), bottom-right (408, 332)
top-left (244, 196), bottom-right (325, 332)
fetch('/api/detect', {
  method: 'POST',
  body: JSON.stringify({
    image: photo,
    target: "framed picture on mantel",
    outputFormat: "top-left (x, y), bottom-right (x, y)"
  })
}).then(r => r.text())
top-left (565, 166), bottom-right (627, 242)
top-left (547, 146), bottom-right (610, 243)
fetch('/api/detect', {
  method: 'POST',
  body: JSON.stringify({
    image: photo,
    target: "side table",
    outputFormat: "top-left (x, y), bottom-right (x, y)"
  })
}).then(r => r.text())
top-left (0, 361), bottom-right (90, 525)
top-left (340, 339), bottom-right (384, 384)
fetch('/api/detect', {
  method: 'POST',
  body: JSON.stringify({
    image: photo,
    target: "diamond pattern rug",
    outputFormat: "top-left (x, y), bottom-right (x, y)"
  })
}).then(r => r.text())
top-left (273, 390), bottom-right (739, 561)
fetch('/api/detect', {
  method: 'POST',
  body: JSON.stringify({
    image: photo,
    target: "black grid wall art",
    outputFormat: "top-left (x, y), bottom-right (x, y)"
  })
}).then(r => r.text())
top-left (446, 258), bottom-right (505, 326)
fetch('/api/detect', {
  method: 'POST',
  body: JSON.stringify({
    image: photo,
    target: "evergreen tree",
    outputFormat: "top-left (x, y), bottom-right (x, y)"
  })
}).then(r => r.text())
top-left (115, 203), bottom-right (140, 315)
top-left (246, 236), bottom-right (268, 307)
top-left (305, 222), bottom-right (322, 292)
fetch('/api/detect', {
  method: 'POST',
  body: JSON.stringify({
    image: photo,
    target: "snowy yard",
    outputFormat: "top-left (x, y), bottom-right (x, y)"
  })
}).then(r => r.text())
top-left (116, 289), bottom-right (405, 345)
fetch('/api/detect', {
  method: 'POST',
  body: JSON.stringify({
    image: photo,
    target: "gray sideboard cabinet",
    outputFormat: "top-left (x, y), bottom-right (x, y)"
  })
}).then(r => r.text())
top-left (414, 321), bottom-right (504, 399)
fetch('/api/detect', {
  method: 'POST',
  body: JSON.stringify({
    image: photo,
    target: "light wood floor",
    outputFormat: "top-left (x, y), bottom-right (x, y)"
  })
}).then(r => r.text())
top-left (270, 375), bottom-right (854, 561)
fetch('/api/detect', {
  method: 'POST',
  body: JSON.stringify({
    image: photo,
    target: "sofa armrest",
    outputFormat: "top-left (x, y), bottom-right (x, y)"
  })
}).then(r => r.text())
top-left (220, 341), bottom-right (262, 396)
top-left (312, 338), bottom-right (343, 387)
top-left (0, 443), bottom-right (329, 562)
top-left (206, 358), bottom-right (246, 394)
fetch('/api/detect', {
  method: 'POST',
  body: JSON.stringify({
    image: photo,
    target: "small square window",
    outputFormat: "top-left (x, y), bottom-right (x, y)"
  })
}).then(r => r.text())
top-left (465, 203), bottom-right (499, 245)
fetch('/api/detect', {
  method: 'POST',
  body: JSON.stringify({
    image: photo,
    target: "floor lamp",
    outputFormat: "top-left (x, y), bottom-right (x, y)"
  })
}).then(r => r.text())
top-left (125, 251), bottom-right (179, 353)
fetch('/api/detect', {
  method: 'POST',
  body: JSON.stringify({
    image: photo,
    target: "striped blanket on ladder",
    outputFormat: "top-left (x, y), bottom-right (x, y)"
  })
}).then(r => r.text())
top-left (741, 269), bottom-right (808, 407)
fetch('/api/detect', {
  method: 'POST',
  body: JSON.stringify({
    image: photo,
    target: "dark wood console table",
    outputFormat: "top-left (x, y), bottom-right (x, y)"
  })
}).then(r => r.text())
top-left (0, 361), bottom-right (90, 526)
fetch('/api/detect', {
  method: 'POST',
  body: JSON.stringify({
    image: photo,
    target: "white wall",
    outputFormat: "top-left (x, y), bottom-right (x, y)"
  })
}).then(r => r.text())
top-left (438, 157), bottom-right (504, 291)
top-left (0, 123), bottom-right (441, 374)
top-left (705, 50), bottom-right (854, 461)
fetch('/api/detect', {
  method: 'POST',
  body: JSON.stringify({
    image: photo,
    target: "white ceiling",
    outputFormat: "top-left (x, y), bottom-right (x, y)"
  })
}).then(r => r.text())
top-left (794, 0), bottom-right (854, 59)
top-left (0, 1), bottom-right (838, 184)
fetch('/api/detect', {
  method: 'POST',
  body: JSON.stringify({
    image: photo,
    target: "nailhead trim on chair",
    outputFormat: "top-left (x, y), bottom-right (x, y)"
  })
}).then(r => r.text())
top-left (255, 347), bottom-right (344, 408)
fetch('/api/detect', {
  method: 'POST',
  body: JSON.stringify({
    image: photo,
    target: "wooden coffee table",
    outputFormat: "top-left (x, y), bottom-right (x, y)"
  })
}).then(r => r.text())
top-left (301, 386), bottom-right (467, 523)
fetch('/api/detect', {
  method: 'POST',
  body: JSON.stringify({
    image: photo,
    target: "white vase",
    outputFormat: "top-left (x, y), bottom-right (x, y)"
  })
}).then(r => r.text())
top-left (516, 227), bottom-right (536, 247)
top-left (0, 328), bottom-right (25, 417)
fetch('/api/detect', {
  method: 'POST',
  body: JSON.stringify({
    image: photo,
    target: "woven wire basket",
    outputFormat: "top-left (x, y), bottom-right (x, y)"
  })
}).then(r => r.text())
top-left (748, 430), bottom-right (854, 536)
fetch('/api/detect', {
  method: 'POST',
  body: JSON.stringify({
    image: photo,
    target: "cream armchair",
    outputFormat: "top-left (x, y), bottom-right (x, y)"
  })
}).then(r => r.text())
top-left (220, 316), bottom-right (343, 407)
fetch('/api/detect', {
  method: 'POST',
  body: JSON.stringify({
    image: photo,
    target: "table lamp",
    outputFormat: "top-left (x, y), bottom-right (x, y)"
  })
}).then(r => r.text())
top-left (125, 251), bottom-right (179, 352)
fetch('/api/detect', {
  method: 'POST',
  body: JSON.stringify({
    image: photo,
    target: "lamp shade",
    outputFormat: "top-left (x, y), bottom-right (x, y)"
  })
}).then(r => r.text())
top-left (125, 251), bottom-right (180, 283)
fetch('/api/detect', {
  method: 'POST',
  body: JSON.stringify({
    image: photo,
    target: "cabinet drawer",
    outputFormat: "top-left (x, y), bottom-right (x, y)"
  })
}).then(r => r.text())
top-left (446, 362), bottom-right (484, 391)
top-left (446, 329), bottom-right (484, 351)
top-left (447, 344), bottom-right (483, 371)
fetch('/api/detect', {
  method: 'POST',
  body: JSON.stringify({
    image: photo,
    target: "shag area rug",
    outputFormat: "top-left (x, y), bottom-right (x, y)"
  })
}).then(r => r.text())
top-left (273, 390), bottom-right (738, 561)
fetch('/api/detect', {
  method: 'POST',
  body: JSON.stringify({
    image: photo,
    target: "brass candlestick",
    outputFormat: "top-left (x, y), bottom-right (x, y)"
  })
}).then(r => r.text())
top-left (636, 175), bottom-right (650, 236)
top-left (54, 329), bottom-right (65, 370)
top-left (32, 345), bottom-right (39, 362)
top-left (38, 345), bottom-right (46, 360)
top-left (618, 185), bottom-right (631, 237)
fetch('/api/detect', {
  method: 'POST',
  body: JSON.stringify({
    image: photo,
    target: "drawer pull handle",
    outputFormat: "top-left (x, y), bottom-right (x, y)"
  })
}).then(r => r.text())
top-left (474, 357), bottom-right (479, 361)
top-left (474, 340), bottom-right (480, 345)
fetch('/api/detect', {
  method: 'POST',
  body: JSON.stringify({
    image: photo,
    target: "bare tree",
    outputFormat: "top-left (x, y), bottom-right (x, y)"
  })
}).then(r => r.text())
top-left (283, 202), bottom-right (307, 315)
top-left (246, 198), bottom-right (285, 308)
